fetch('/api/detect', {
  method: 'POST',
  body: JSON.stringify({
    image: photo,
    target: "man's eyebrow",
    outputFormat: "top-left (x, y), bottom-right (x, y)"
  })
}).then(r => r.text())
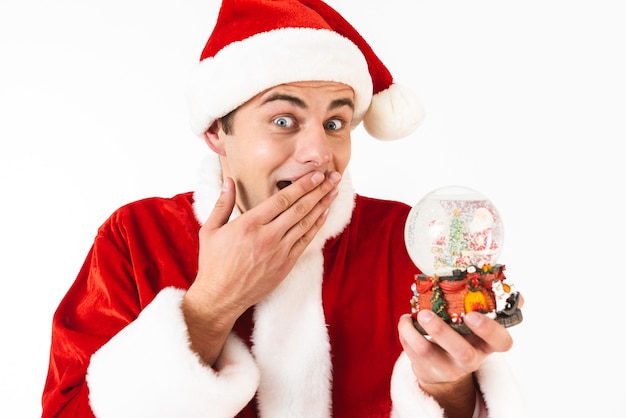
top-left (262, 94), bottom-right (306, 108)
top-left (260, 94), bottom-right (354, 112)
top-left (329, 98), bottom-right (354, 111)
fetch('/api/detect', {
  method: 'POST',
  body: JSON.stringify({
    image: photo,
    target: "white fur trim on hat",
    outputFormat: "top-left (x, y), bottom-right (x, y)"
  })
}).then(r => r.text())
top-left (186, 27), bottom-right (372, 137)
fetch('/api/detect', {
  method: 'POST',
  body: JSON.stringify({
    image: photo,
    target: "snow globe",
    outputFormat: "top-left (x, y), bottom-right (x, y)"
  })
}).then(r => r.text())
top-left (404, 185), bottom-right (523, 335)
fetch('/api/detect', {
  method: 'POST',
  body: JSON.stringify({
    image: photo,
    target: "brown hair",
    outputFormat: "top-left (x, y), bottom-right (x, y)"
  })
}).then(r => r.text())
top-left (220, 109), bottom-right (236, 134)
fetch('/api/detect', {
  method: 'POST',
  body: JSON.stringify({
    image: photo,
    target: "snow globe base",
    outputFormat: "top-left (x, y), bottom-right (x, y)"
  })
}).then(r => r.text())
top-left (412, 308), bottom-right (523, 336)
top-left (409, 264), bottom-right (523, 336)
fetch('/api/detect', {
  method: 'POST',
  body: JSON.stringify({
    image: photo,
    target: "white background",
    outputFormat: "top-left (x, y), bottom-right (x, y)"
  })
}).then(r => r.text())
top-left (1, 0), bottom-right (625, 416)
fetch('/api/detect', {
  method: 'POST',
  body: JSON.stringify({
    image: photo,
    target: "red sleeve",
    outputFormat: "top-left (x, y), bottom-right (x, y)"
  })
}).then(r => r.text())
top-left (42, 194), bottom-right (198, 417)
top-left (42, 232), bottom-right (141, 417)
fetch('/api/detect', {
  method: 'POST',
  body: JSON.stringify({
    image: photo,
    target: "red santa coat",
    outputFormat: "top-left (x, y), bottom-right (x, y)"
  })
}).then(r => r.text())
top-left (42, 156), bottom-right (525, 417)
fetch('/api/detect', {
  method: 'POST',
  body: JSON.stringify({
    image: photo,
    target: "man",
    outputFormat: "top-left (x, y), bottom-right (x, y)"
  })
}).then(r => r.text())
top-left (42, 1), bottom-right (525, 417)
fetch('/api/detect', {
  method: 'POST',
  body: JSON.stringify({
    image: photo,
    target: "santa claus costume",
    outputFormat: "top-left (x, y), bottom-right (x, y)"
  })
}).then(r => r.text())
top-left (42, 1), bottom-right (526, 416)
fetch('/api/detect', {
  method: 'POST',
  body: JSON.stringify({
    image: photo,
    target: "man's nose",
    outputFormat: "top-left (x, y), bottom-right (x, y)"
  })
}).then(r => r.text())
top-left (295, 126), bottom-right (332, 166)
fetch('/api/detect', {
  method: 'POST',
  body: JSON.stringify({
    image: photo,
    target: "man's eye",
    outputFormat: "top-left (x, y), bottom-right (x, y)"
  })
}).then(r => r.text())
top-left (273, 116), bottom-right (295, 128)
top-left (324, 118), bottom-right (343, 131)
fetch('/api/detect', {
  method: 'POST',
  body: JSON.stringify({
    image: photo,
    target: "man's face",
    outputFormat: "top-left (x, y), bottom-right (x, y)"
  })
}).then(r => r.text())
top-left (205, 81), bottom-right (354, 212)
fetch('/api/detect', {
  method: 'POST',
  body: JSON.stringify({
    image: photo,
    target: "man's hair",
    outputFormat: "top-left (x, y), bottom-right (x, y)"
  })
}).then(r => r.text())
top-left (221, 109), bottom-right (236, 135)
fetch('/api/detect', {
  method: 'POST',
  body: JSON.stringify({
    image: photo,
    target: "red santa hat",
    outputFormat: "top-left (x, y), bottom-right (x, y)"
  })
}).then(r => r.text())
top-left (186, 0), bottom-right (424, 141)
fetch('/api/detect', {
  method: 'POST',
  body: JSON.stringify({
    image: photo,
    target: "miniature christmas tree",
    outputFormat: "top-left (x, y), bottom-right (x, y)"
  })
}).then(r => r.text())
top-left (447, 207), bottom-right (469, 269)
top-left (430, 279), bottom-right (451, 322)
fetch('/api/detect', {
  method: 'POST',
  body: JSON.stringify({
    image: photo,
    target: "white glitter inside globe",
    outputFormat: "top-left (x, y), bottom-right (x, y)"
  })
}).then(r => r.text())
top-left (404, 186), bottom-right (504, 277)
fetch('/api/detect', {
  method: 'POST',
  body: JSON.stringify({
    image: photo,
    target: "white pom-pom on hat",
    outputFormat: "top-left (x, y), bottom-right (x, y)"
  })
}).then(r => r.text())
top-left (364, 83), bottom-right (426, 141)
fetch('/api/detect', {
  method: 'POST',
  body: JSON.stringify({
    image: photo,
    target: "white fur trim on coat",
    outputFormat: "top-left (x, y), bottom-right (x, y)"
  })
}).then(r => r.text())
top-left (390, 352), bottom-right (445, 418)
top-left (390, 351), bottom-right (527, 418)
top-left (252, 248), bottom-right (331, 417)
top-left (477, 354), bottom-right (528, 417)
top-left (86, 287), bottom-right (260, 418)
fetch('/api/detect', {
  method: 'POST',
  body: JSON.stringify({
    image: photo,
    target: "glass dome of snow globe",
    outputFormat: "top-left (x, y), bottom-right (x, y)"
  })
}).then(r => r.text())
top-left (404, 185), bottom-right (504, 277)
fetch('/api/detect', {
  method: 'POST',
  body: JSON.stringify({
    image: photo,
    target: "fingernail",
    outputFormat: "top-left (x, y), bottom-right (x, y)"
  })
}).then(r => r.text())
top-left (418, 310), bottom-right (435, 324)
top-left (311, 171), bottom-right (324, 184)
top-left (464, 312), bottom-right (483, 327)
top-left (328, 171), bottom-right (341, 183)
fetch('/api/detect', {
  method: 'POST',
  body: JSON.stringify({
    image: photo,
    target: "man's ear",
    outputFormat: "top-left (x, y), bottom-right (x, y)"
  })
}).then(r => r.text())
top-left (203, 120), bottom-right (226, 156)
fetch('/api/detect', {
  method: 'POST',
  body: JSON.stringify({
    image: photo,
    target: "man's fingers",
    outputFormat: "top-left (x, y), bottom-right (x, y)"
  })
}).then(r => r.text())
top-left (255, 171), bottom-right (339, 225)
top-left (414, 309), bottom-right (513, 362)
top-left (283, 173), bottom-right (339, 246)
top-left (272, 171), bottom-right (325, 212)
top-left (397, 314), bottom-right (455, 382)
top-left (287, 202), bottom-right (332, 257)
top-left (202, 178), bottom-right (236, 231)
top-left (463, 312), bottom-right (514, 352)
